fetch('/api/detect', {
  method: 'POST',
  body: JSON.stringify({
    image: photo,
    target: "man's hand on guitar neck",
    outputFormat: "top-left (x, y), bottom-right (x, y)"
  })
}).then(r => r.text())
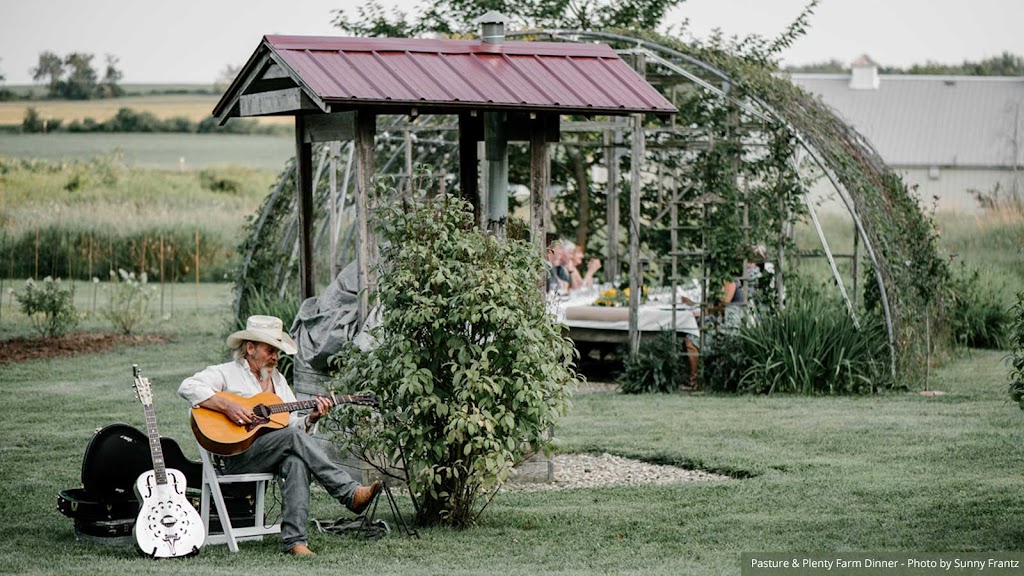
top-left (308, 395), bottom-right (333, 427)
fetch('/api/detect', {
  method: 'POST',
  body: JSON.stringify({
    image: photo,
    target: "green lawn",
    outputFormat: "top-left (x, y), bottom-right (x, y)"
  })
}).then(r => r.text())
top-left (1, 285), bottom-right (1022, 575)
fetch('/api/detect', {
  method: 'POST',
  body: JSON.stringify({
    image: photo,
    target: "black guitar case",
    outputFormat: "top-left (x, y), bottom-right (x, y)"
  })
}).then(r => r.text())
top-left (58, 423), bottom-right (259, 543)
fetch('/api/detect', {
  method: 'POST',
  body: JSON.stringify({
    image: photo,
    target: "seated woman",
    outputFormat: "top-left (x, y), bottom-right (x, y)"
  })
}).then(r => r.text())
top-left (563, 242), bottom-right (602, 291)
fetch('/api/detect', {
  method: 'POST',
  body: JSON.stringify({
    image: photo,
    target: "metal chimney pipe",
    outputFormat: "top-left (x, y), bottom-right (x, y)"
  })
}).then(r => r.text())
top-left (476, 11), bottom-right (508, 44)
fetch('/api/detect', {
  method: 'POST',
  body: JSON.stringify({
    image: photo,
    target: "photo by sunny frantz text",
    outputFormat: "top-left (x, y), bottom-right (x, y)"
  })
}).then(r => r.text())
top-left (741, 553), bottom-right (1024, 574)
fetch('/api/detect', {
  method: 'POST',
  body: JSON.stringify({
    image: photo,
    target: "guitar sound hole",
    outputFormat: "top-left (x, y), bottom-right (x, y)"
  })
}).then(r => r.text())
top-left (253, 404), bottom-right (270, 419)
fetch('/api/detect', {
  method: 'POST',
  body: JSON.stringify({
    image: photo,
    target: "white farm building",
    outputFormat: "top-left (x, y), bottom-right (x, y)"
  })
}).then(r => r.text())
top-left (788, 57), bottom-right (1024, 212)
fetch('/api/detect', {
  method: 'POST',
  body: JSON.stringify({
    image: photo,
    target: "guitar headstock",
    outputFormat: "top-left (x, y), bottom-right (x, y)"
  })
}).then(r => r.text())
top-left (328, 391), bottom-right (378, 408)
top-left (354, 395), bottom-right (378, 407)
top-left (132, 364), bottom-right (154, 407)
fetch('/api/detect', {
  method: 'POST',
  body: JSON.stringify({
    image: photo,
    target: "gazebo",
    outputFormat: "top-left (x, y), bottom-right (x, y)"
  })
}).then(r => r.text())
top-left (213, 14), bottom-right (676, 351)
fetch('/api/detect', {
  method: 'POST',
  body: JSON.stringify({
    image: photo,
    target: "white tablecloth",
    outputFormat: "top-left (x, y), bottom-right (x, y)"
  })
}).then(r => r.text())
top-left (553, 290), bottom-right (699, 337)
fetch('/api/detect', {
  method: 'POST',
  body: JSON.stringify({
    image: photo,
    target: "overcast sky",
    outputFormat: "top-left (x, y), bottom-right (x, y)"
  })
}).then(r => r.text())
top-left (2, 0), bottom-right (1022, 84)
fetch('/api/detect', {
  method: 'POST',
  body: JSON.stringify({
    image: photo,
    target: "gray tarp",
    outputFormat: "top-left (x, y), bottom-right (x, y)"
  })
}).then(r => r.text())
top-left (289, 262), bottom-right (376, 393)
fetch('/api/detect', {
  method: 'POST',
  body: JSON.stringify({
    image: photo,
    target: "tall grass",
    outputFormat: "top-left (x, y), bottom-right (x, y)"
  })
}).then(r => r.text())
top-left (0, 155), bottom-right (277, 281)
top-left (705, 293), bottom-right (890, 395)
top-left (936, 211), bottom-right (1024, 306)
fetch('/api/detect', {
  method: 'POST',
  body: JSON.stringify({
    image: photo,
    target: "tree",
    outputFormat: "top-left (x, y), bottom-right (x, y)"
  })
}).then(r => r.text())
top-left (32, 51), bottom-right (64, 95)
top-left (97, 54), bottom-right (124, 98)
top-left (896, 52), bottom-right (1024, 76)
top-left (784, 59), bottom-right (847, 73)
top-left (60, 52), bottom-right (98, 100)
top-left (334, 0), bottom-right (682, 38)
top-left (214, 63), bottom-right (241, 93)
top-left (22, 107), bottom-right (44, 132)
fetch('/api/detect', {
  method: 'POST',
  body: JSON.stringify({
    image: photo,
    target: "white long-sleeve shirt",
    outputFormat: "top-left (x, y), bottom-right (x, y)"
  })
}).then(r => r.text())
top-left (178, 359), bottom-right (312, 430)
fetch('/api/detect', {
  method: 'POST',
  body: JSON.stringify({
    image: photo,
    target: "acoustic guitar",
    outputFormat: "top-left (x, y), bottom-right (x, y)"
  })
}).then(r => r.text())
top-left (131, 365), bottom-right (205, 558)
top-left (190, 390), bottom-right (376, 457)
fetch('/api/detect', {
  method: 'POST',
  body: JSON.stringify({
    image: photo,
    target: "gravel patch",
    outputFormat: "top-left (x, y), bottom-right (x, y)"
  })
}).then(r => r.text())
top-left (506, 453), bottom-right (730, 491)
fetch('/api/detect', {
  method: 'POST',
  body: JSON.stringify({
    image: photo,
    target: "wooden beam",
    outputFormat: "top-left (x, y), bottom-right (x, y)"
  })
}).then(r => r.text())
top-left (530, 116), bottom-right (549, 294)
top-left (214, 52), bottom-right (269, 124)
top-left (303, 112), bottom-right (355, 143)
top-left (355, 111), bottom-right (377, 325)
top-left (295, 117), bottom-right (315, 301)
top-left (506, 113), bottom-right (560, 143)
top-left (240, 88), bottom-right (317, 116)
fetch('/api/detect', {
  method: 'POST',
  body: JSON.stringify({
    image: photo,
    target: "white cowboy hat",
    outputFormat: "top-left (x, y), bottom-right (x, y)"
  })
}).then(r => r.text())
top-left (226, 315), bottom-right (297, 355)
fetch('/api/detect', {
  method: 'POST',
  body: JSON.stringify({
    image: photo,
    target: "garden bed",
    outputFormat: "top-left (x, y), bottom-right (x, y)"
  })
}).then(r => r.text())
top-left (0, 332), bottom-right (167, 364)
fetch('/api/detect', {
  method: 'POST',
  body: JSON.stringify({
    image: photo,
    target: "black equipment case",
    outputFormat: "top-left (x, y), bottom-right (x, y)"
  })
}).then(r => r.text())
top-left (58, 423), bottom-right (259, 544)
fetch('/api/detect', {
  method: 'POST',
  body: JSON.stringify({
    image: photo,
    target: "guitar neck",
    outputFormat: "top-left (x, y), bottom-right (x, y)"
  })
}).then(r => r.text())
top-left (142, 402), bottom-right (168, 485)
top-left (266, 394), bottom-right (363, 414)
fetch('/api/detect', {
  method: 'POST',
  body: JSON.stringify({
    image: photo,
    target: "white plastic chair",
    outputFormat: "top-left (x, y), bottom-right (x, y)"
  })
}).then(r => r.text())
top-left (197, 445), bottom-right (281, 552)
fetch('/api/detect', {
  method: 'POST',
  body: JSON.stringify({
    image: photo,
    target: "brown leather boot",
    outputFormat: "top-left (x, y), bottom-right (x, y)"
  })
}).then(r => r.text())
top-left (347, 480), bottom-right (382, 515)
top-left (287, 544), bottom-right (316, 556)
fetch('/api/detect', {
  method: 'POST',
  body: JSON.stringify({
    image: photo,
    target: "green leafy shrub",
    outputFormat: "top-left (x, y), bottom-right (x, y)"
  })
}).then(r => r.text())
top-left (1007, 292), bottom-right (1024, 409)
top-left (946, 262), bottom-right (1010, 349)
top-left (328, 193), bottom-right (579, 528)
top-left (618, 330), bottom-right (691, 394)
top-left (198, 169), bottom-right (242, 195)
top-left (102, 268), bottom-right (155, 334)
top-left (704, 294), bottom-right (890, 395)
top-left (16, 276), bottom-right (78, 337)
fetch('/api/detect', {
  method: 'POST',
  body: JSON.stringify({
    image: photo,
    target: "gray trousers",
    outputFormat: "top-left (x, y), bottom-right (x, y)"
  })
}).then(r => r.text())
top-left (222, 425), bottom-right (359, 551)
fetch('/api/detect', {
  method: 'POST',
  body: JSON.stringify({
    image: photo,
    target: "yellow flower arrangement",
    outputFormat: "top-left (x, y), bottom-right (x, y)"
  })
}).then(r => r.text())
top-left (593, 286), bottom-right (647, 307)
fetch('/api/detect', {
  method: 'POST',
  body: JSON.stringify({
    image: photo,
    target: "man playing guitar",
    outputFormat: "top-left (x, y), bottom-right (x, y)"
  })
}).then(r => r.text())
top-left (178, 315), bottom-right (381, 556)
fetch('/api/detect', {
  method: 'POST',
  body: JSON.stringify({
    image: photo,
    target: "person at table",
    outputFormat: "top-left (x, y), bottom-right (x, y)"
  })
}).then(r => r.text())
top-left (178, 315), bottom-right (382, 556)
top-left (564, 242), bottom-right (602, 291)
top-left (546, 238), bottom-right (572, 293)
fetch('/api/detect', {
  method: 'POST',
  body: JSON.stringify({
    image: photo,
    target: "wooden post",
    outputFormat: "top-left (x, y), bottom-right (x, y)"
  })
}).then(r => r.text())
top-left (355, 111), bottom-right (377, 325)
top-left (34, 227), bottom-right (39, 280)
top-left (530, 116), bottom-right (550, 294)
top-left (159, 235), bottom-right (165, 317)
top-left (329, 141), bottom-right (339, 279)
top-left (195, 230), bottom-right (200, 305)
top-left (7, 241), bottom-right (13, 310)
top-left (478, 141), bottom-right (489, 229)
top-left (628, 113), bottom-right (645, 358)
top-left (0, 231), bottom-right (5, 327)
top-left (295, 116), bottom-right (315, 302)
top-left (140, 235), bottom-right (148, 278)
top-left (604, 127), bottom-right (620, 284)
top-left (66, 238), bottom-right (73, 296)
top-left (458, 113), bottom-right (480, 226)
top-left (404, 129), bottom-right (414, 196)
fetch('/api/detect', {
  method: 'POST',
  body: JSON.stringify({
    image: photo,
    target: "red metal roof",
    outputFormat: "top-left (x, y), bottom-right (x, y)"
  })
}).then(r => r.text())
top-left (221, 35), bottom-right (676, 117)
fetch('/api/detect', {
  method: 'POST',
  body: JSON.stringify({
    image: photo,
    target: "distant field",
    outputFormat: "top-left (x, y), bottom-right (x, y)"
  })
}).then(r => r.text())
top-left (0, 133), bottom-right (294, 170)
top-left (0, 93), bottom-right (292, 125)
